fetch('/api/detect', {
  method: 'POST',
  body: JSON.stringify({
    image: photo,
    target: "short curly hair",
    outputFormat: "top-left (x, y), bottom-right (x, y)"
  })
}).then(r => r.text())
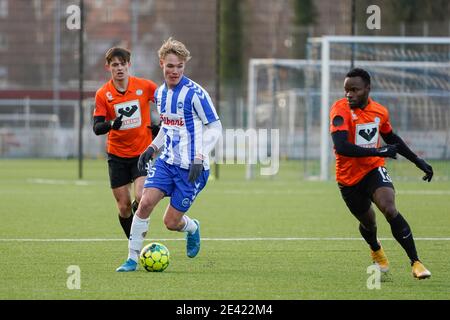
top-left (346, 68), bottom-right (371, 86)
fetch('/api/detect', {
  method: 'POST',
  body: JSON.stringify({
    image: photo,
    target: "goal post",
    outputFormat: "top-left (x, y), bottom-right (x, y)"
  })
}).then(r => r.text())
top-left (246, 59), bottom-right (313, 179)
top-left (312, 36), bottom-right (450, 181)
top-left (246, 36), bottom-right (450, 181)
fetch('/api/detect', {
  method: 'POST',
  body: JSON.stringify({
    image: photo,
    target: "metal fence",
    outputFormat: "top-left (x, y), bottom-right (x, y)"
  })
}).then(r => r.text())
top-left (1, 0), bottom-right (449, 163)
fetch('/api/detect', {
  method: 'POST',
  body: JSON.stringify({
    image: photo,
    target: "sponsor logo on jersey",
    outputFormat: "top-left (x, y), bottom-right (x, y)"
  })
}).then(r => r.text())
top-left (359, 127), bottom-right (377, 141)
top-left (355, 122), bottom-right (379, 148)
top-left (114, 100), bottom-right (141, 130)
top-left (118, 104), bottom-right (138, 117)
top-left (160, 114), bottom-right (185, 126)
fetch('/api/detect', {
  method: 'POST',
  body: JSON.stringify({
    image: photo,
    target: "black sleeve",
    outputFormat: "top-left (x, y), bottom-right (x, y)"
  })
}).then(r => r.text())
top-left (147, 122), bottom-right (161, 139)
top-left (331, 131), bottom-right (379, 157)
top-left (93, 116), bottom-right (111, 135)
top-left (381, 130), bottom-right (418, 163)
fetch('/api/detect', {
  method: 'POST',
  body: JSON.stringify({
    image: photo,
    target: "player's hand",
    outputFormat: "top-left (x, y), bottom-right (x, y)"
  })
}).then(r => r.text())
top-left (188, 158), bottom-right (204, 183)
top-left (138, 145), bottom-right (155, 172)
top-left (415, 158), bottom-right (433, 182)
top-left (111, 114), bottom-right (123, 130)
top-left (376, 144), bottom-right (397, 159)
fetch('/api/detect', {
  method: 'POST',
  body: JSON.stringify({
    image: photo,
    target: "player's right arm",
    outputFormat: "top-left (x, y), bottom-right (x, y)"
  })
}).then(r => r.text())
top-left (92, 90), bottom-right (123, 135)
top-left (137, 123), bottom-right (165, 172)
top-left (331, 130), bottom-right (397, 158)
top-left (93, 116), bottom-right (112, 135)
top-left (329, 104), bottom-right (397, 158)
top-left (93, 115), bottom-right (123, 135)
top-left (137, 86), bottom-right (166, 172)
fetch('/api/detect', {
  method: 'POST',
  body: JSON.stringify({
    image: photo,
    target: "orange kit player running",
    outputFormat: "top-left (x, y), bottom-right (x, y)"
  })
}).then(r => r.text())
top-left (93, 47), bottom-right (158, 239)
top-left (330, 68), bottom-right (433, 279)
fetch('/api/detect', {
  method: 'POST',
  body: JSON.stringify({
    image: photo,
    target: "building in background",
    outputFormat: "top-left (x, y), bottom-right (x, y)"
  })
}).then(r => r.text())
top-left (2, 0), bottom-right (449, 93)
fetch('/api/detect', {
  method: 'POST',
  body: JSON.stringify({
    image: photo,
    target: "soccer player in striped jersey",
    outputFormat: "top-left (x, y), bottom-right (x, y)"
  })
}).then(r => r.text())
top-left (116, 38), bottom-right (222, 272)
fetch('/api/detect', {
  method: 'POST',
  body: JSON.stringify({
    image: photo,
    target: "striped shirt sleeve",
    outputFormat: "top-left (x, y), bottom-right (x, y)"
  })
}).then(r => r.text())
top-left (192, 88), bottom-right (219, 125)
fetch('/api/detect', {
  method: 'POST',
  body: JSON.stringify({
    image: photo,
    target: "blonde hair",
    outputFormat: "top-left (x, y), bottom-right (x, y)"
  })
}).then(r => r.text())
top-left (158, 37), bottom-right (191, 62)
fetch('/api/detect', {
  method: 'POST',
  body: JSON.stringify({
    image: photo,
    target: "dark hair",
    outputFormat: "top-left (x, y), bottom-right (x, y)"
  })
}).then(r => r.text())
top-left (105, 47), bottom-right (131, 64)
top-left (346, 68), bottom-right (371, 86)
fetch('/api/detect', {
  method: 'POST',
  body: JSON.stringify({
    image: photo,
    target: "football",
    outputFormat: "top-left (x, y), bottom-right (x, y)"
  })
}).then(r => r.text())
top-left (139, 242), bottom-right (170, 272)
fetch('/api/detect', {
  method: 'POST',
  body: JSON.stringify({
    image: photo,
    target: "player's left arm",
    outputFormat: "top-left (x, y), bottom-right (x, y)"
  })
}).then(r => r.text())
top-left (192, 89), bottom-right (220, 157)
top-left (187, 120), bottom-right (222, 183)
top-left (188, 90), bottom-right (221, 182)
top-left (201, 120), bottom-right (222, 157)
top-left (381, 130), bottom-right (433, 182)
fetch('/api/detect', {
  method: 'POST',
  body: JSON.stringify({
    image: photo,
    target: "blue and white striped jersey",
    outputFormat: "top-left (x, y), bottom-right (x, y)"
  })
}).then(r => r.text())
top-left (154, 76), bottom-right (219, 170)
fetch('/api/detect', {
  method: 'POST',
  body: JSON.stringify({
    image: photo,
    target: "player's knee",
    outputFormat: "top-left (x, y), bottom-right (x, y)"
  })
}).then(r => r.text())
top-left (137, 199), bottom-right (156, 217)
top-left (117, 202), bottom-right (131, 217)
top-left (382, 204), bottom-right (398, 220)
top-left (163, 216), bottom-right (179, 231)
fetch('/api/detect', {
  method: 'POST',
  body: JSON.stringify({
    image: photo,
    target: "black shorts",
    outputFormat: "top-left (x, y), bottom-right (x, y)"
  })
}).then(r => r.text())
top-left (338, 166), bottom-right (394, 217)
top-left (107, 153), bottom-right (147, 189)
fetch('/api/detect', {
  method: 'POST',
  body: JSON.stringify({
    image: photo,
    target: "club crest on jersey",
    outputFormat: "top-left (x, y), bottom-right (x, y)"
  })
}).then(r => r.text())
top-left (106, 91), bottom-right (113, 101)
top-left (136, 89), bottom-right (143, 96)
top-left (177, 101), bottom-right (183, 109)
top-left (355, 122), bottom-right (379, 148)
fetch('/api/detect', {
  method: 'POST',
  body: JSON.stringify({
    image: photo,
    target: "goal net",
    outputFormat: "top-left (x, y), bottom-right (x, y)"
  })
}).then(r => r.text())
top-left (246, 36), bottom-right (450, 181)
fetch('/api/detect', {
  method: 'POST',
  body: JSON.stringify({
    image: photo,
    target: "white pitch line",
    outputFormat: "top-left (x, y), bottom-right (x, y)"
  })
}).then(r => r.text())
top-left (0, 237), bottom-right (450, 242)
top-left (216, 189), bottom-right (450, 195)
top-left (398, 190), bottom-right (450, 195)
top-left (27, 178), bottom-right (95, 186)
top-left (24, 179), bottom-right (450, 195)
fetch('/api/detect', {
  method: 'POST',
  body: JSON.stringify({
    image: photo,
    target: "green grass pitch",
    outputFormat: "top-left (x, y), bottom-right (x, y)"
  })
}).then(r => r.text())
top-left (0, 159), bottom-right (449, 299)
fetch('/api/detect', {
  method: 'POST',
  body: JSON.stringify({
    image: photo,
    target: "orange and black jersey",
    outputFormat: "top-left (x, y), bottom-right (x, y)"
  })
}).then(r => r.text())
top-left (94, 76), bottom-right (158, 158)
top-left (329, 98), bottom-right (393, 186)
